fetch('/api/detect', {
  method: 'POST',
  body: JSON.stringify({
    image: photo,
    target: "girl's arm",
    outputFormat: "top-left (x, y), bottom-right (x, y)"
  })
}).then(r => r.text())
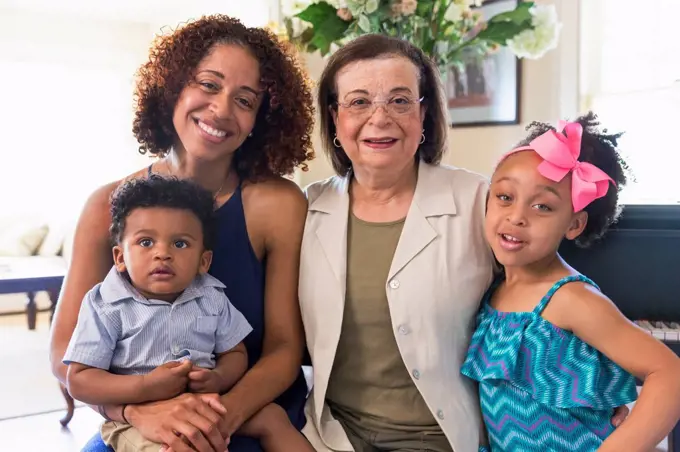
top-left (553, 283), bottom-right (680, 452)
top-left (216, 179), bottom-right (308, 433)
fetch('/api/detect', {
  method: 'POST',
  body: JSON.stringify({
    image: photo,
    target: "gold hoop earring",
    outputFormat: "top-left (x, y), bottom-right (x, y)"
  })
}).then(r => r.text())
top-left (333, 136), bottom-right (342, 148)
top-left (420, 133), bottom-right (426, 144)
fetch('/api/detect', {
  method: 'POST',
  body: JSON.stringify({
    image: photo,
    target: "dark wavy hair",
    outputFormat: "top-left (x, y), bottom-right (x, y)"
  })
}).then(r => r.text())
top-left (132, 15), bottom-right (315, 180)
top-left (317, 33), bottom-right (449, 176)
top-left (516, 111), bottom-right (630, 247)
top-left (110, 175), bottom-right (217, 250)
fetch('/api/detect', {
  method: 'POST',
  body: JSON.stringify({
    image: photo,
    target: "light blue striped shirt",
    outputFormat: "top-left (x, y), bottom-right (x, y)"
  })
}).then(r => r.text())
top-left (63, 267), bottom-right (253, 375)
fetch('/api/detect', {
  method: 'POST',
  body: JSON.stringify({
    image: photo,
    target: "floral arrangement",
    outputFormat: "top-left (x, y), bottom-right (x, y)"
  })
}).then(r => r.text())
top-left (280, 0), bottom-right (561, 73)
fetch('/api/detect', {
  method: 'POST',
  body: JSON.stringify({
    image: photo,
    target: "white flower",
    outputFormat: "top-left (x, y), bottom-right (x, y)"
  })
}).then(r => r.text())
top-left (507, 4), bottom-right (561, 59)
top-left (347, 0), bottom-right (379, 16)
top-left (444, 3), bottom-right (464, 22)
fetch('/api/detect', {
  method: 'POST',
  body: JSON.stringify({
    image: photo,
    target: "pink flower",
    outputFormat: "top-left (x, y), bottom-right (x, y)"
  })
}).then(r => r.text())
top-left (401, 0), bottom-right (418, 16)
top-left (337, 7), bottom-right (353, 21)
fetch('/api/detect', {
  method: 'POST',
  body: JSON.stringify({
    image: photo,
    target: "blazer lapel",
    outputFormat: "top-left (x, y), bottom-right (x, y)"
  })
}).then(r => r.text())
top-left (388, 162), bottom-right (458, 280)
top-left (388, 203), bottom-right (437, 280)
top-left (310, 176), bottom-right (351, 298)
top-left (307, 176), bottom-right (351, 430)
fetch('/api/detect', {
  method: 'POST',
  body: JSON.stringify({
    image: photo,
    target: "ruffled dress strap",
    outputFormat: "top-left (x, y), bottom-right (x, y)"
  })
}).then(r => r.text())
top-left (532, 274), bottom-right (599, 315)
top-left (461, 274), bottom-right (638, 410)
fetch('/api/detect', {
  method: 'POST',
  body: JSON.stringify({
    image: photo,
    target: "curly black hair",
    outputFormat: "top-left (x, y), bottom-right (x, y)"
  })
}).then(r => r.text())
top-left (132, 15), bottom-right (315, 180)
top-left (110, 175), bottom-right (217, 250)
top-left (516, 111), bottom-right (630, 248)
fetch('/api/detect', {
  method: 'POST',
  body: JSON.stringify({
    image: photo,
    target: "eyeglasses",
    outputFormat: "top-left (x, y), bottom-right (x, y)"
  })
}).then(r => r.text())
top-left (336, 96), bottom-right (425, 117)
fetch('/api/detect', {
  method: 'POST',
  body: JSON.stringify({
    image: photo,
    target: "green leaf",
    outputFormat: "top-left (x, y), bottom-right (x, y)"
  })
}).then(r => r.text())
top-left (296, 2), bottom-right (337, 27)
top-left (297, 1), bottom-right (350, 55)
top-left (369, 13), bottom-right (383, 31)
top-left (358, 13), bottom-right (371, 32)
top-left (296, 1), bottom-right (351, 56)
top-left (377, 2), bottom-right (394, 20)
top-left (314, 17), bottom-right (351, 54)
top-left (301, 27), bottom-right (316, 42)
top-left (488, 2), bottom-right (534, 26)
top-left (476, 21), bottom-right (530, 44)
top-left (416, 0), bottom-right (435, 16)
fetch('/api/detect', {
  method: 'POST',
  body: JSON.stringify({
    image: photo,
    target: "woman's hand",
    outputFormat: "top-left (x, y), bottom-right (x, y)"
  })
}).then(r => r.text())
top-left (126, 392), bottom-right (230, 452)
top-left (611, 405), bottom-right (630, 427)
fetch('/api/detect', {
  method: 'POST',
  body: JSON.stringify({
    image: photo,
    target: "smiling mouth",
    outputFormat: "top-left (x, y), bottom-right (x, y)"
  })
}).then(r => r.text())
top-left (500, 233), bottom-right (524, 243)
top-left (195, 119), bottom-right (229, 138)
top-left (363, 138), bottom-right (397, 144)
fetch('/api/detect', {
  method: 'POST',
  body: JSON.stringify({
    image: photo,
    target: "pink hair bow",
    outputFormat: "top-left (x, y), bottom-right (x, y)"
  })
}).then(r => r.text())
top-left (502, 120), bottom-right (615, 212)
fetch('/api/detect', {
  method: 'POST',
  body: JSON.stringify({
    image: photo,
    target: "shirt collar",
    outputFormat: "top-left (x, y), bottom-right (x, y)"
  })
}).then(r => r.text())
top-left (308, 160), bottom-right (458, 217)
top-left (99, 267), bottom-right (226, 305)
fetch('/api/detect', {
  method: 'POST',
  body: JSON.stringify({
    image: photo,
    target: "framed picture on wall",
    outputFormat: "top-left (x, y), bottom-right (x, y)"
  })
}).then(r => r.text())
top-left (446, 0), bottom-right (522, 128)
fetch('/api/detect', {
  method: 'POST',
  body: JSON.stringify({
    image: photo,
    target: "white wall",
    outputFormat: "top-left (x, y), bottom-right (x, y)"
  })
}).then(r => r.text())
top-left (0, 2), bottom-right (277, 220)
top-left (0, 8), bottom-right (154, 219)
top-left (295, 0), bottom-right (579, 186)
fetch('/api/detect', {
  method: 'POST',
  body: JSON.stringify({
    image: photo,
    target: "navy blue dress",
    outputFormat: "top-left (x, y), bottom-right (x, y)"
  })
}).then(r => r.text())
top-left (82, 180), bottom-right (308, 452)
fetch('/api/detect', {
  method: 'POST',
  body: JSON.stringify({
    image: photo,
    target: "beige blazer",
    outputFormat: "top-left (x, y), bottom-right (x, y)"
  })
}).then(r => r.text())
top-left (299, 162), bottom-right (496, 452)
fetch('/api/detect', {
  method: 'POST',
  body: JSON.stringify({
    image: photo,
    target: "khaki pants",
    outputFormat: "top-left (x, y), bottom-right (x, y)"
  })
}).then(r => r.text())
top-left (337, 416), bottom-right (453, 452)
top-left (101, 420), bottom-right (162, 452)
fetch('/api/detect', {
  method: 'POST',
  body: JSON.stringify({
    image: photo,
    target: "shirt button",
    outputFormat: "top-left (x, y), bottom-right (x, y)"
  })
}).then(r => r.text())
top-left (389, 279), bottom-right (400, 289)
top-left (412, 369), bottom-right (420, 379)
top-left (172, 346), bottom-right (179, 354)
top-left (398, 325), bottom-right (409, 335)
top-left (437, 409), bottom-right (445, 420)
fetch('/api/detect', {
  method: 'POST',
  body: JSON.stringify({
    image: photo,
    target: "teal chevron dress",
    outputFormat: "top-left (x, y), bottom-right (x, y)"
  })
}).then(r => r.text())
top-left (461, 275), bottom-right (638, 451)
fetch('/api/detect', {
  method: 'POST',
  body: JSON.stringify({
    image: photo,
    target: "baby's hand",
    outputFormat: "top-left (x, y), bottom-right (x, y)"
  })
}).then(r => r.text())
top-left (187, 366), bottom-right (225, 394)
top-left (141, 360), bottom-right (192, 401)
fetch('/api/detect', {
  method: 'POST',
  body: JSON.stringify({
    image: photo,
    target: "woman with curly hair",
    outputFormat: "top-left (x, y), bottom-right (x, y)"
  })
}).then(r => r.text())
top-left (49, 15), bottom-right (315, 452)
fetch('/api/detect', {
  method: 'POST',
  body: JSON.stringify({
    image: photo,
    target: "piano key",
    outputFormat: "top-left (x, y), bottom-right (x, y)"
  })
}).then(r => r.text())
top-left (651, 321), bottom-right (678, 341)
top-left (662, 322), bottom-right (680, 342)
top-left (636, 320), bottom-right (655, 335)
top-left (657, 321), bottom-right (680, 342)
top-left (650, 321), bottom-right (670, 340)
top-left (634, 320), bottom-right (680, 342)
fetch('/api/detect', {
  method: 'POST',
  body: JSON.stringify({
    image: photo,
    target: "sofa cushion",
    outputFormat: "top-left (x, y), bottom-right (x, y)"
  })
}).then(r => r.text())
top-left (0, 221), bottom-right (49, 256)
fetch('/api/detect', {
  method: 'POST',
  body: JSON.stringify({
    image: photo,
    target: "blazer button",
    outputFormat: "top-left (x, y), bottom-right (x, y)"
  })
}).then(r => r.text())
top-left (412, 369), bottom-right (420, 379)
top-left (398, 325), bottom-right (409, 335)
top-left (389, 279), bottom-right (400, 289)
top-left (437, 410), bottom-right (445, 420)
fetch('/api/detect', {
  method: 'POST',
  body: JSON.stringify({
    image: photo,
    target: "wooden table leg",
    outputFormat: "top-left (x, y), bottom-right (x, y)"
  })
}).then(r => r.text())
top-left (26, 291), bottom-right (36, 330)
top-left (47, 287), bottom-right (60, 324)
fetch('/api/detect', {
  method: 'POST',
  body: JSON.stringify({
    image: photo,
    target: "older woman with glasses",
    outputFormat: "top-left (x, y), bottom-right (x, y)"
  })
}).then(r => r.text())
top-left (297, 34), bottom-right (629, 452)
top-left (298, 33), bottom-right (492, 452)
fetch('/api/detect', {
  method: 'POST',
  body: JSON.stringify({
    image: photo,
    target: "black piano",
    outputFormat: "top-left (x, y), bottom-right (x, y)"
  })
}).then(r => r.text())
top-left (560, 204), bottom-right (680, 451)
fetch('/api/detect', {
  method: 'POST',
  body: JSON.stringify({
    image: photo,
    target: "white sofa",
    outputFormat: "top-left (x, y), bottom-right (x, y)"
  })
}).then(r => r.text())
top-left (0, 215), bottom-right (74, 316)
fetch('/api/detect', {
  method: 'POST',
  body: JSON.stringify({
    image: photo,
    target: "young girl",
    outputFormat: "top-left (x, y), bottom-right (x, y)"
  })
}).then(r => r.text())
top-left (462, 112), bottom-right (680, 451)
